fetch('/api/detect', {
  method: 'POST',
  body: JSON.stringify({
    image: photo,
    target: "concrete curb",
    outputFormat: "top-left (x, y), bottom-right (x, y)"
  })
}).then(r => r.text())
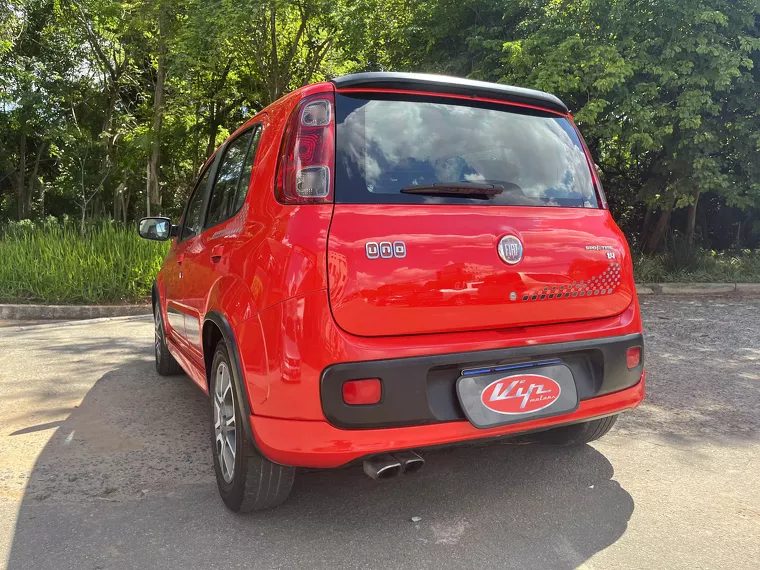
top-left (636, 283), bottom-right (760, 295)
top-left (7, 314), bottom-right (153, 332)
top-left (0, 303), bottom-right (151, 321)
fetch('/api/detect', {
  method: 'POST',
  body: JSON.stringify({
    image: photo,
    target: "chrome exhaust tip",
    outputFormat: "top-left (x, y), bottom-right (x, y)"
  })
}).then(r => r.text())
top-left (363, 454), bottom-right (402, 480)
top-left (393, 450), bottom-right (425, 475)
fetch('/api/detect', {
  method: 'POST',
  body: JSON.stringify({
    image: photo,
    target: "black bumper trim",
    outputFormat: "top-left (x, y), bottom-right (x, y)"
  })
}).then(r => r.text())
top-left (320, 333), bottom-right (644, 429)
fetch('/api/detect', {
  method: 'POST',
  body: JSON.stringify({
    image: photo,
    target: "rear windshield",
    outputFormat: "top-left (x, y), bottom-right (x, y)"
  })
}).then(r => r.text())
top-left (334, 93), bottom-right (598, 207)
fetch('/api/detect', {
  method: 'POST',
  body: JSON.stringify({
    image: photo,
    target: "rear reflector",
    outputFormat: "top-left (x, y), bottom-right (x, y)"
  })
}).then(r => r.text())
top-left (626, 346), bottom-right (641, 369)
top-left (342, 379), bottom-right (382, 405)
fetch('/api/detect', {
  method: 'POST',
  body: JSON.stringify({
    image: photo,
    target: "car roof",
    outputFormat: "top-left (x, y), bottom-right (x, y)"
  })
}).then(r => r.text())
top-left (330, 72), bottom-right (568, 115)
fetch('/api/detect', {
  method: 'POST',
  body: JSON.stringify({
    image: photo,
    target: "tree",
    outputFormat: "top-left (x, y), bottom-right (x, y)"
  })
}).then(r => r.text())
top-left (146, 0), bottom-right (171, 215)
top-left (493, 0), bottom-right (760, 251)
top-left (2, 0), bottom-right (759, 254)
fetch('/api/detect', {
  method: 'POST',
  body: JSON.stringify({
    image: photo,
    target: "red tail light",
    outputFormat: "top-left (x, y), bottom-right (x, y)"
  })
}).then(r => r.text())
top-left (275, 93), bottom-right (335, 204)
top-left (626, 346), bottom-right (642, 369)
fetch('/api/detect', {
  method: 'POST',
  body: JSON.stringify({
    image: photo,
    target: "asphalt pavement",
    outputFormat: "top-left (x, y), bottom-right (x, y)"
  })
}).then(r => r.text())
top-left (0, 297), bottom-right (759, 569)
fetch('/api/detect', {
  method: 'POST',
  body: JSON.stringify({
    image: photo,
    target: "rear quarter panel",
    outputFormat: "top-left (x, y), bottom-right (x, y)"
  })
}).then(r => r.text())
top-left (226, 83), bottom-right (335, 316)
top-left (216, 83), bottom-right (335, 407)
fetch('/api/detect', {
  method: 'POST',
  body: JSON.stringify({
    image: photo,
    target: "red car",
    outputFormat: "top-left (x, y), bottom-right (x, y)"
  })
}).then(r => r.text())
top-left (138, 72), bottom-right (645, 513)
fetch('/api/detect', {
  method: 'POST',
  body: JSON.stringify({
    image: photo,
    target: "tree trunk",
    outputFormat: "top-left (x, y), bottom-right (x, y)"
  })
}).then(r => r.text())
top-left (644, 203), bottom-right (674, 253)
top-left (268, 4), bottom-right (279, 104)
top-left (16, 129), bottom-right (26, 219)
top-left (146, 162), bottom-right (151, 217)
top-left (640, 205), bottom-right (653, 252)
top-left (100, 84), bottom-right (119, 188)
top-left (113, 182), bottom-right (127, 223)
top-left (205, 100), bottom-right (219, 158)
top-left (192, 100), bottom-right (201, 174)
top-left (114, 184), bottom-right (121, 222)
top-left (26, 141), bottom-right (46, 217)
top-left (685, 189), bottom-right (700, 247)
top-left (101, 88), bottom-right (117, 144)
top-left (80, 162), bottom-right (88, 233)
top-left (122, 187), bottom-right (130, 224)
top-left (147, 1), bottom-right (168, 212)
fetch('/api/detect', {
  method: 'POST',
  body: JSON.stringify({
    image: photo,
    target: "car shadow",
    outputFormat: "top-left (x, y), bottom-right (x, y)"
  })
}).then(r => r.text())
top-left (6, 357), bottom-right (633, 570)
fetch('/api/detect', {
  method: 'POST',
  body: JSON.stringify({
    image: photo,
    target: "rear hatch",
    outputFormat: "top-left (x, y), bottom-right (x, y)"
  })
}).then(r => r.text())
top-left (326, 91), bottom-right (633, 337)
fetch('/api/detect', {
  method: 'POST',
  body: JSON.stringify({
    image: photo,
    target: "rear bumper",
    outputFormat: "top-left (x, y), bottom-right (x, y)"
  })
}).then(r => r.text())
top-left (321, 332), bottom-right (644, 429)
top-left (252, 371), bottom-right (645, 468)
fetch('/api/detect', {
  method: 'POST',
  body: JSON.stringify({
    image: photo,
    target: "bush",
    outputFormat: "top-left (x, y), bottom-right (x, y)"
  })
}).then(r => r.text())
top-left (2, 218), bottom-right (759, 306)
top-left (0, 218), bottom-right (168, 304)
top-left (633, 247), bottom-right (760, 283)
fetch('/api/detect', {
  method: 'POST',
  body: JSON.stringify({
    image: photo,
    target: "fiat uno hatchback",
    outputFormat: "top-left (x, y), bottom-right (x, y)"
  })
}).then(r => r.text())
top-left (138, 72), bottom-right (645, 512)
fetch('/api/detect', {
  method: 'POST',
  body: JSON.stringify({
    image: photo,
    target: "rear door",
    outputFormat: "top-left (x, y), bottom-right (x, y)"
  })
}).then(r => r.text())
top-left (327, 92), bottom-right (633, 337)
top-left (164, 163), bottom-right (214, 348)
top-left (179, 126), bottom-right (261, 349)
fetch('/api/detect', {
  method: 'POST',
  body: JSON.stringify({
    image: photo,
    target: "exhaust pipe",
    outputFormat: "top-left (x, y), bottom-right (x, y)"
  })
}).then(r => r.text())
top-left (394, 450), bottom-right (425, 475)
top-left (363, 454), bottom-right (402, 480)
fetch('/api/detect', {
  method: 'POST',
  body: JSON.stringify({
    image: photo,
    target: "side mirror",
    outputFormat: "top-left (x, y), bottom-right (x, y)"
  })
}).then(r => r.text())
top-left (137, 217), bottom-right (175, 241)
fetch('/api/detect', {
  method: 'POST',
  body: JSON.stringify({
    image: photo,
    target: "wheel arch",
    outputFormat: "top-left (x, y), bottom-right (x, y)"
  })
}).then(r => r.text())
top-left (203, 311), bottom-right (257, 452)
top-left (151, 280), bottom-right (159, 310)
top-left (152, 277), bottom-right (167, 315)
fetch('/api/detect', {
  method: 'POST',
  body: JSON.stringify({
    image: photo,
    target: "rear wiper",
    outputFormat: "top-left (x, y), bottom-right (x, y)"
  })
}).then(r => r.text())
top-left (399, 182), bottom-right (504, 199)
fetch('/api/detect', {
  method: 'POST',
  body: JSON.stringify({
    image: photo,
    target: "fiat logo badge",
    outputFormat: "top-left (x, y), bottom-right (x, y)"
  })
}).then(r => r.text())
top-left (498, 235), bottom-right (523, 265)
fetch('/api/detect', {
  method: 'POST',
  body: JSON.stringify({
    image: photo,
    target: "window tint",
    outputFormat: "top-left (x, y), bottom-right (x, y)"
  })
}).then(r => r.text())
top-left (232, 126), bottom-right (261, 212)
top-left (206, 132), bottom-right (252, 228)
top-left (335, 94), bottom-right (597, 208)
top-left (181, 167), bottom-right (211, 241)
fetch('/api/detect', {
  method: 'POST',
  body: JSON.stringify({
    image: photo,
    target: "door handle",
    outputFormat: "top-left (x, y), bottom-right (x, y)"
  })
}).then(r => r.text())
top-left (210, 245), bottom-right (225, 262)
top-left (177, 253), bottom-right (185, 265)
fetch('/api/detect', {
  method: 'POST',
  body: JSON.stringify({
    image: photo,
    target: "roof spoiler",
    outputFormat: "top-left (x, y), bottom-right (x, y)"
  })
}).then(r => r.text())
top-left (330, 72), bottom-right (569, 115)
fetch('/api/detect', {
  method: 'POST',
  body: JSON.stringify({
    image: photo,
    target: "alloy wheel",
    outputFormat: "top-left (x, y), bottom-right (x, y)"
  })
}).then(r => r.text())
top-left (154, 305), bottom-right (162, 363)
top-left (214, 362), bottom-right (237, 483)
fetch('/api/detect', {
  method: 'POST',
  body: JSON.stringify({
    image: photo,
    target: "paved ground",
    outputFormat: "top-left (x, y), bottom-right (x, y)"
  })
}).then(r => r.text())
top-left (0, 298), bottom-right (759, 570)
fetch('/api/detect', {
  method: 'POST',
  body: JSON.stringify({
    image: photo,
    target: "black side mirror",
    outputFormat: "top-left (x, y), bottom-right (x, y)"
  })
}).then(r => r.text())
top-left (137, 217), bottom-right (176, 241)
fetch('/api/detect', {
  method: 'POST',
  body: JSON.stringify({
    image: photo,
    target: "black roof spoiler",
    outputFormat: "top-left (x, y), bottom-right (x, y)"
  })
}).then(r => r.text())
top-left (330, 72), bottom-right (569, 115)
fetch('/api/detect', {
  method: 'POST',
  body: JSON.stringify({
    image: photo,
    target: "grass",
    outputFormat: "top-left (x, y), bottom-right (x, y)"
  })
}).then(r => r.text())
top-left (633, 249), bottom-right (760, 283)
top-left (1, 219), bottom-right (759, 305)
top-left (0, 218), bottom-right (168, 304)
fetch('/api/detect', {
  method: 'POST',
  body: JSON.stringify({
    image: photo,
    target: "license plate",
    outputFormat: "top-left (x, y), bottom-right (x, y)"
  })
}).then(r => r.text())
top-left (456, 363), bottom-right (579, 429)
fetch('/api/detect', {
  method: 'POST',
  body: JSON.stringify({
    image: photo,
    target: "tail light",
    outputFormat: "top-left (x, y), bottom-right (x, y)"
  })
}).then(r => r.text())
top-left (275, 93), bottom-right (335, 204)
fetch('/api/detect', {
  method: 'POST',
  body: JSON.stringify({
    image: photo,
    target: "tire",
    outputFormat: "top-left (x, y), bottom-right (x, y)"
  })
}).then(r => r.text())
top-left (534, 415), bottom-right (618, 446)
top-left (209, 340), bottom-right (295, 512)
top-left (154, 303), bottom-right (183, 376)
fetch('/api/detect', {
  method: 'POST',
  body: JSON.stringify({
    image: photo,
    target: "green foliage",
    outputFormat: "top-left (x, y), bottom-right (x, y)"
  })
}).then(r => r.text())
top-left (403, 0), bottom-right (760, 251)
top-left (661, 235), bottom-right (704, 275)
top-left (0, 218), bottom-right (168, 303)
top-left (494, 0), bottom-right (760, 202)
top-left (1, 0), bottom-right (760, 254)
top-left (633, 249), bottom-right (760, 283)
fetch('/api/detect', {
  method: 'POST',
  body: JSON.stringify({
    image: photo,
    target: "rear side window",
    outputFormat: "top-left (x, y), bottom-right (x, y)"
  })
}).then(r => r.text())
top-left (232, 126), bottom-right (261, 212)
top-left (205, 131), bottom-right (253, 228)
top-left (335, 93), bottom-right (597, 207)
top-left (181, 167), bottom-right (211, 241)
